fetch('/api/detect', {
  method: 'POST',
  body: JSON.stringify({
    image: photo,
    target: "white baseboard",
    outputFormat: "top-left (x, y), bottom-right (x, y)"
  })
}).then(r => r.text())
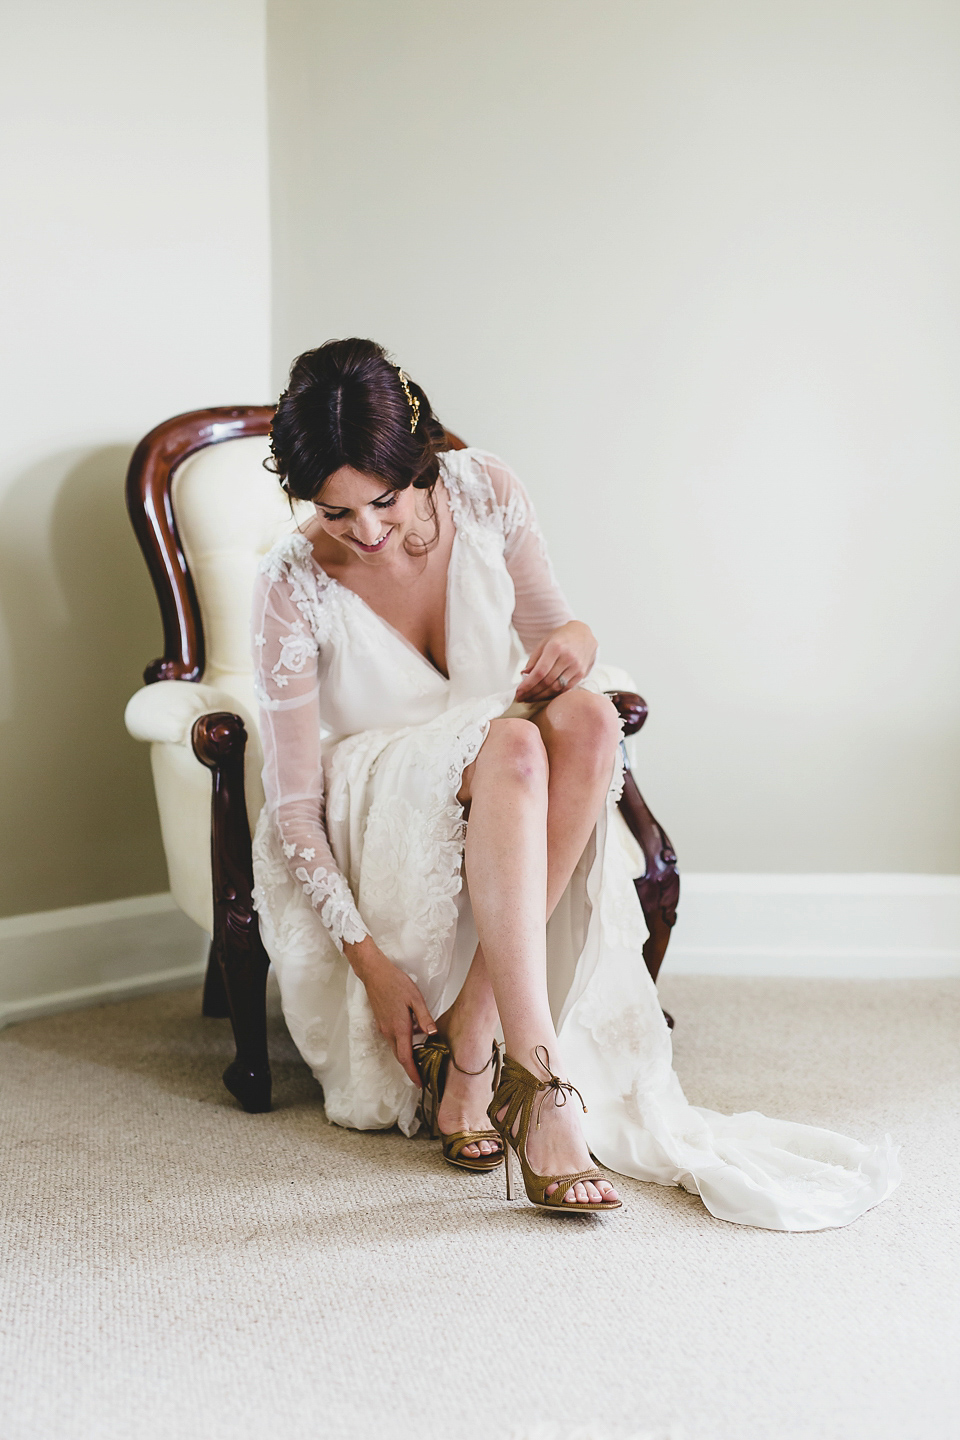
top-left (666, 873), bottom-right (960, 977)
top-left (0, 893), bottom-right (208, 1029)
top-left (2, 874), bottom-right (958, 1030)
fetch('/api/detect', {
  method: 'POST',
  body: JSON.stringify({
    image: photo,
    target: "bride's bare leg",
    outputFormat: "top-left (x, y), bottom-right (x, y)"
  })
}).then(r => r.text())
top-left (437, 695), bottom-right (621, 1163)
top-left (531, 690), bottom-right (624, 915)
top-left (440, 699), bottom-right (621, 1199)
top-left (434, 710), bottom-right (547, 1160)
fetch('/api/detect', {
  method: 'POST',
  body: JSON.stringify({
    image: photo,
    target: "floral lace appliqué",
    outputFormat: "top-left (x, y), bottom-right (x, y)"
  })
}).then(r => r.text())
top-left (293, 863), bottom-right (369, 950)
top-left (441, 451), bottom-right (521, 566)
top-left (275, 624), bottom-right (316, 675)
top-left (440, 449), bottom-right (563, 591)
top-left (259, 534), bottom-right (341, 648)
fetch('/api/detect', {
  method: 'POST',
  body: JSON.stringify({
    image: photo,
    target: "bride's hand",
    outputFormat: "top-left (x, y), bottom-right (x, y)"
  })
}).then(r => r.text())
top-left (343, 935), bottom-right (436, 1085)
top-left (514, 620), bottom-right (598, 701)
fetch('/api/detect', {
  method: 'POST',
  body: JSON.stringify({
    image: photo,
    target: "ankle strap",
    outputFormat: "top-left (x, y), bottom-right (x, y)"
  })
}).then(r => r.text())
top-left (531, 1045), bottom-right (587, 1128)
top-left (450, 1038), bottom-right (502, 1090)
top-left (499, 1046), bottom-right (587, 1130)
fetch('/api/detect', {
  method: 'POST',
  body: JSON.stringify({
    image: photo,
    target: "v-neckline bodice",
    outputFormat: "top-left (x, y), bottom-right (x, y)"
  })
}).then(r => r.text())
top-left (304, 472), bottom-right (458, 683)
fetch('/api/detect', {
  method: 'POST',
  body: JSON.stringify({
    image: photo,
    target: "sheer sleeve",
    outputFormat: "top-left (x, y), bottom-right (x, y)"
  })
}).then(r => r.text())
top-left (251, 567), bottom-right (369, 951)
top-left (481, 453), bottom-right (575, 651)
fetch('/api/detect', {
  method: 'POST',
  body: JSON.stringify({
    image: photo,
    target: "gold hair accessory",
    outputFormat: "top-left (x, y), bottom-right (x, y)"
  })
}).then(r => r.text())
top-left (395, 365), bottom-right (421, 432)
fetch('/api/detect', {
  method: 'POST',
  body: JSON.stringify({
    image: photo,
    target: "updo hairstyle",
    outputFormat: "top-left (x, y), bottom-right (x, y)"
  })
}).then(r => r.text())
top-left (267, 338), bottom-right (448, 510)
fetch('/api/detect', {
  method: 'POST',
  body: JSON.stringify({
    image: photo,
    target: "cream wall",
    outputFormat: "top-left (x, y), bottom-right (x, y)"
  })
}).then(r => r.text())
top-left (3, 0), bottom-right (956, 925)
top-left (268, 0), bottom-right (960, 873)
top-left (0, 0), bottom-right (270, 916)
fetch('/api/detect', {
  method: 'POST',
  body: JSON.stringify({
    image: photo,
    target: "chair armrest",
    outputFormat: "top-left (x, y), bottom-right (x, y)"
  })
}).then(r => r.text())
top-left (606, 690), bottom-right (648, 736)
top-left (602, 686), bottom-right (680, 996)
top-left (125, 680), bottom-right (256, 747)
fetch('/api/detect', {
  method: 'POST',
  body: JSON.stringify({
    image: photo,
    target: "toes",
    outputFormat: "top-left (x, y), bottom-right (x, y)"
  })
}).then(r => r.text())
top-left (559, 1178), bottom-right (618, 1204)
top-left (459, 1137), bottom-right (504, 1158)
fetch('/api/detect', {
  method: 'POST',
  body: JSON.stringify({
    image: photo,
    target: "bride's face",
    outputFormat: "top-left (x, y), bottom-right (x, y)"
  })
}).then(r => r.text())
top-left (314, 466), bottom-right (420, 560)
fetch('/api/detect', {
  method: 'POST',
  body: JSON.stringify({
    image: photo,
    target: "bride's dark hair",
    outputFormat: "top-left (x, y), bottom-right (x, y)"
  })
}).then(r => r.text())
top-left (266, 338), bottom-right (448, 507)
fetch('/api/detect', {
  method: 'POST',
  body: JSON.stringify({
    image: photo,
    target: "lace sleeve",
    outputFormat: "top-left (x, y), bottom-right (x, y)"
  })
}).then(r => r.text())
top-left (252, 566), bottom-right (369, 951)
top-left (481, 453), bottom-right (575, 651)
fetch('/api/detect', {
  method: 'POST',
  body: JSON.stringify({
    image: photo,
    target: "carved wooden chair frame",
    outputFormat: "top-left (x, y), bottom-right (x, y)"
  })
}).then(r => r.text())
top-left (126, 408), bottom-right (680, 1113)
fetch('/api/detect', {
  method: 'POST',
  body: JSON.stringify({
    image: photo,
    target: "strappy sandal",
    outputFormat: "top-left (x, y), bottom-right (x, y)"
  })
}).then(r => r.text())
top-left (487, 1045), bottom-right (622, 1213)
top-left (415, 1035), bottom-right (504, 1172)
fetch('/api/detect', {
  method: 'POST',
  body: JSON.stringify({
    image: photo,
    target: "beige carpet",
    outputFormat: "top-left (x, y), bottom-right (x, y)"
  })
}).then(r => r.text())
top-left (1, 974), bottom-right (958, 1440)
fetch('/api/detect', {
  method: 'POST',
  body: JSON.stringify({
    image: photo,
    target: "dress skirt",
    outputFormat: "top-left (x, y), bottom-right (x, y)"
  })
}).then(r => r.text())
top-left (252, 683), bottom-right (899, 1232)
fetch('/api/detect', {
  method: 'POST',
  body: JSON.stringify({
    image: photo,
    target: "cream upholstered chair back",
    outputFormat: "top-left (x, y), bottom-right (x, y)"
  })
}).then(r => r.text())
top-left (125, 414), bottom-right (312, 934)
top-left (172, 435), bottom-right (312, 720)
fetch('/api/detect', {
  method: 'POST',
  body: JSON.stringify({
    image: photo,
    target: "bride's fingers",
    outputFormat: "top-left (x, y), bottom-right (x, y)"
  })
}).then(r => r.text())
top-left (517, 646), bottom-right (561, 695)
top-left (394, 1022), bottom-right (420, 1086)
top-left (522, 656), bottom-right (579, 698)
top-left (409, 993), bottom-right (436, 1037)
top-left (542, 661), bottom-right (577, 693)
top-left (516, 664), bottom-right (560, 699)
top-left (520, 640), bottom-right (547, 677)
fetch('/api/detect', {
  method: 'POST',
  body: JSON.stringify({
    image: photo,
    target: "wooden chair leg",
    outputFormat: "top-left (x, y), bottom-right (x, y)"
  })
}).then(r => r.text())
top-left (606, 692), bottom-right (680, 1028)
top-left (192, 712), bottom-right (272, 1113)
top-left (201, 937), bottom-right (230, 1018)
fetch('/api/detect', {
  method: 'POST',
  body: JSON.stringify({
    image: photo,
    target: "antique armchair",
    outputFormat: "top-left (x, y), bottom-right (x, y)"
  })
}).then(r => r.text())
top-left (124, 408), bottom-right (680, 1114)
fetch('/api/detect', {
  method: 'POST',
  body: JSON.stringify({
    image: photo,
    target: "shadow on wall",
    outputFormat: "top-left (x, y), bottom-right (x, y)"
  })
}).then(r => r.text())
top-left (0, 446), bottom-right (168, 917)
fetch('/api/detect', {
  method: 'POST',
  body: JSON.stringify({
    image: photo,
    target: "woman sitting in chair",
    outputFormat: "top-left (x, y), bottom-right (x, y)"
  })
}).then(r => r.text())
top-left (251, 338), bottom-right (898, 1227)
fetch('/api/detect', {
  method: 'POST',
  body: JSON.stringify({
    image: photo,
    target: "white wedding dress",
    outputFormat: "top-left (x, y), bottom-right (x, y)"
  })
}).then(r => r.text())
top-left (250, 448), bottom-right (899, 1230)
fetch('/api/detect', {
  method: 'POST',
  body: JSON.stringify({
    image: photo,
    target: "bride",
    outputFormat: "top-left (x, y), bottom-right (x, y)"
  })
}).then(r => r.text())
top-left (251, 337), bottom-right (899, 1227)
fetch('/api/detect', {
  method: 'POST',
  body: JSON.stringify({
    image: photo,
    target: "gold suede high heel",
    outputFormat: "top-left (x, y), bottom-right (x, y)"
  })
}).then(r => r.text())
top-left (416, 1035), bottom-right (504, 1172)
top-left (487, 1046), bottom-right (622, 1213)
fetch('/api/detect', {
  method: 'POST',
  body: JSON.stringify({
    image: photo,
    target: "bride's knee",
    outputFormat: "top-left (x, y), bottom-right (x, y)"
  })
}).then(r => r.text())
top-left (544, 691), bottom-right (622, 764)
top-left (477, 718), bottom-right (548, 789)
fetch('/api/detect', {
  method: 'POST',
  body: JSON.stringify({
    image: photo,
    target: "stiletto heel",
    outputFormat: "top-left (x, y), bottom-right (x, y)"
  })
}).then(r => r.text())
top-left (504, 1133), bottom-right (513, 1200)
top-left (415, 1036), bottom-right (504, 1172)
top-left (487, 1045), bottom-right (621, 1213)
